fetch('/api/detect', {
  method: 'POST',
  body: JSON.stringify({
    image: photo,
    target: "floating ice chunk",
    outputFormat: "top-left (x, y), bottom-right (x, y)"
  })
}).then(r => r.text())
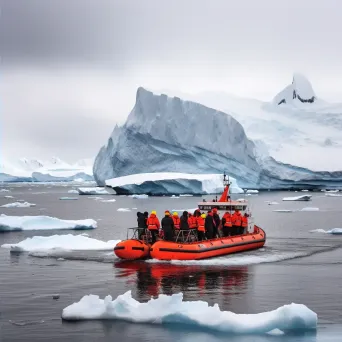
top-left (1, 234), bottom-right (120, 252)
top-left (0, 215), bottom-right (97, 231)
top-left (78, 187), bottom-right (110, 195)
top-left (68, 190), bottom-right (79, 194)
top-left (59, 197), bottom-right (78, 200)
top-left (100, 199), bottom-right (116, 203)
top-left (300, 207), bottom-right (319, 211)
top-left (325, 190), bottom-right (339, 193)
top-left (170, 195), bottom-right (180, 199)
top-left (266, 201), bottom-right (279, 205)
top-left (179, 194), bottom-right (193, 197)
top-left (325, 193), bottom-right (342, 197)
top-left (4, 195), bottom-right (14, 199)
top-left (129, 194), bottom-right (148, 199)
top-left (282, 195), bottom-right (312, 201)
top-left (88, 196), bottom-right (103, 200)
top-left (61, 291), bottom-right (317, 335)
top-left (310, 228), bottom-right (342, 234)
top-left (273, 209), bottom-right (294, 213)
top-left (301, 190), bottom-right (309, 192)
top-left (0, 189), bottom-right (10, 192)
top-left (1, 202), bottom-right (36, 208)
top-left (117, 208), bottom-right (131, 212)
top-left (246, 189), bottom-right (259, 194)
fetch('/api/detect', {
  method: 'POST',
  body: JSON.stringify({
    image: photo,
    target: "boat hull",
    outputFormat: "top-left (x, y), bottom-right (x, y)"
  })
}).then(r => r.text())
top-left (114, 239), bottom-right (150, 260)
top-left (150, 226), bottom-right (266, 260)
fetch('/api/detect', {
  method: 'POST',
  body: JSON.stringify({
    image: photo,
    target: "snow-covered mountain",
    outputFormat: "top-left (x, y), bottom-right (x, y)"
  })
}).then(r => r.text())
top-left (0, 157), bottom-right (94, 182)
top-left (93, 85), bottom-right (342, 192)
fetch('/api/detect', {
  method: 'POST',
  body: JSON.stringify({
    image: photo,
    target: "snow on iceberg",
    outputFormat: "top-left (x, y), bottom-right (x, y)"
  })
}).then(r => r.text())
top-left (61, 291), bottom-right (317, 334)
top-left (0, 215), bottom-right (97, 232)
top-left (78, 187), bottom-right (110, 195)
top-left (105, 173), bottom-right (243, 195)
top-left (1, 234), bottom-right (120, 252)
top-left (282, 195), bottom-right (312, 201)
top-left (1, 202), bottom-right (36, 208)
top-left (310, 228), bottom-right (342, 235)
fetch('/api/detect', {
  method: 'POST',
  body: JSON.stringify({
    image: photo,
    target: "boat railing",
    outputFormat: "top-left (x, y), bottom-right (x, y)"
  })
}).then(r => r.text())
top-left (126, 227), bottom-right (145, 240)
top-left (174, 229), bottom-right (198, 243)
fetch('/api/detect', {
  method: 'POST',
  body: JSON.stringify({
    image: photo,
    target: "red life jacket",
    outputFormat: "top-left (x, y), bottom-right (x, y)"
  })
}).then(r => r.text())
top-left (232, 212), bottom-right (242, 226)
top-left (197, 217), bottom-right (205, 232)
top-left (188, 215), bottom-right (197, 229)
top-left (147, 214), bottom-right (160, 230)
top-left (241, 216), bottom-right (248, 228)
top-left (223, 212), bottom-right (232, 227)
top-left (173, 216), bottom-right (180, 229)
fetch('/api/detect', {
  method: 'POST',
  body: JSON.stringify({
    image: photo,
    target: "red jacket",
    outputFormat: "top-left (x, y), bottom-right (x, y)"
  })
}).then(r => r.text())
top-left (147, 214), bottom-right (160, 230)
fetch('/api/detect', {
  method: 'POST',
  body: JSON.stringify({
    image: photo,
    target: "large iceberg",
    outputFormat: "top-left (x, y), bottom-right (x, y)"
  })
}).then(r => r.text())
top-left (106, 173), bottom-right (243, 195)
top-left (93, 87), bottom-right (342, 192)
top-left (61, 291), bottom-right (317, 334)
top-left (1, 234), bottom-right (120, 252)
top-left (0, 215), bottom-right (97, 232)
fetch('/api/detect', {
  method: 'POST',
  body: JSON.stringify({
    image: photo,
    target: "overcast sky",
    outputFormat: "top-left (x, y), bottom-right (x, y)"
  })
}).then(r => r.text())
top-left (2, 0), bottom-right (342, 162)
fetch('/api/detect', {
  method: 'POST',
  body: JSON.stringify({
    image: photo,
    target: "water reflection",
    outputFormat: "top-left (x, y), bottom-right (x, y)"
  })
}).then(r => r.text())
top-left (113, 261), bottom-right (249, 300)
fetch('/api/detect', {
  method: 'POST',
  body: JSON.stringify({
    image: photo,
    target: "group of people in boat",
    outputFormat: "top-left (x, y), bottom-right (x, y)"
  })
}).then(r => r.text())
top-left (136, 208), bottom-right (249, 243)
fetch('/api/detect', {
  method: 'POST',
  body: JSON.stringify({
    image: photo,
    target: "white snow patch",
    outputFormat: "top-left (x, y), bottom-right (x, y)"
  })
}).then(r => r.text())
top-left (129, 194), bottom-right (149, 199)
top-left (0, 215), bottom-right (97, 231)
top-left (78, 187), bottom-right (109, 195)
top-left (61, 291), bottom-right (317, 334)
top-left (1, 234), bottom-right (120, 252)
top-left (1, 202), bottom-right (36, 208)
top-left (117, 208), bottom-right (131, 212)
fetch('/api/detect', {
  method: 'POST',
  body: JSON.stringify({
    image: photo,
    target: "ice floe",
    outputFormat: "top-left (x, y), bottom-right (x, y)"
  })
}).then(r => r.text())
top-left (282, 195), bottom-right (312, 201)
top-left (179, 194), bottom-right (193, 197)
top-left (325, 193), bottom-right (342, 197)
top-left (59, 197), bottom-right (78, 200)
top-left (117, 208), bottom-right (131, 212)
top-left (1, 202), bottom-right (36, 208)
top-left (61, 291), bottom-right (317, 334)
top-left (4, 195), bottom-right (14, 199)
top-left (0, 189), bottom-right (10, 192)
top-left (246, 189), bottom-right (259, 194)
top-left (129, 194), bottom-right (149, 199)
top-left (78, 187), bottom-right (110, 195)
top-left (68, 189), bottom-right (79, 194)
top-left (1, 234), bottom-right (120, 252)
top-left (100, 199), bottom-right (117, 203)
top-left (266, 201), bottom-right (279, 205)
top-left (0, 215), bottom-right (97, 231)
top-left (170, 195), bottom-right (180, 199)
top-left (310, 228), bottom-right (342, 235)
top-left (273, 207), bottom-right (319, 213)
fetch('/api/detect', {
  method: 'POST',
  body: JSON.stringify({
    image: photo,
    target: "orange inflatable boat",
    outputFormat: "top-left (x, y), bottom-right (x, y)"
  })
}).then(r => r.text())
top-left (150, 226), bottom-right (265, 260)
top-left (114, 238), bottom-right (150, 260)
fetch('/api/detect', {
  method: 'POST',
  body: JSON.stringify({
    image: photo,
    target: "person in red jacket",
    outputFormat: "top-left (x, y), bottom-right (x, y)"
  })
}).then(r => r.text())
top-left (197, 213), bottom-right (206, 241)
top-left (172, 212), bottom-right (180, 230)
top-left (241, 213), bottom-right (249, 234)
top-left (188, 213), bottom-right (197, 229)
top-left (231, 209), bottom-right (242, 236)
top-left (222, 211), bottom-right (232, 237)
top-left (147, 210), bottom-right (160, 244)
